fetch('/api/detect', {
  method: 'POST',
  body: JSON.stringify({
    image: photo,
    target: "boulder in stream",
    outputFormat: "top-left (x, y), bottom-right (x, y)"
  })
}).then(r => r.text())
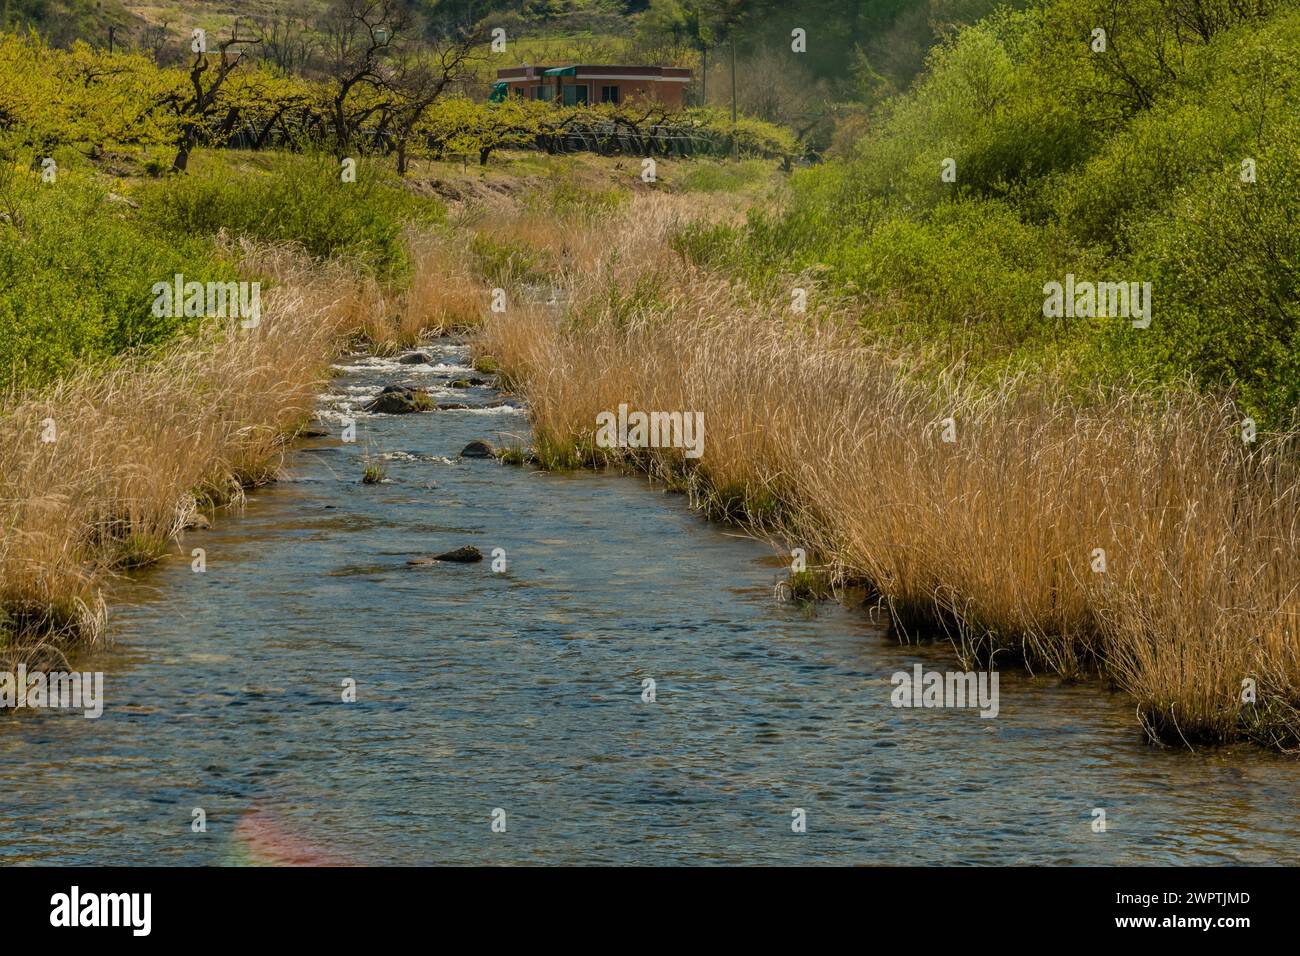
top-left (365, 385), bottom-right (434, 414)
top-left (460, 440), bottom-right (495, 459)
top-left (398, 352), bottom-right (433, 365)
top-left (408, 546), bottom-right (484, 565)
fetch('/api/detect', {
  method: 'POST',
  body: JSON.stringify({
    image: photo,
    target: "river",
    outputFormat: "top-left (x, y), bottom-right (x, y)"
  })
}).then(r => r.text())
top-left (2, 341), bottom-right (1298, 865)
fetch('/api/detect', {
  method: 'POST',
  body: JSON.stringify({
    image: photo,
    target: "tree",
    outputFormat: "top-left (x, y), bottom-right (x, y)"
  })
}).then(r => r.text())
top-left (386, 26), bottom-right (489, 174)
top-left (160, 21), bottom-right (261, 172)
top-left (254, 5), bottom-right (320, 74)
top-left (320, 0), bottom-right (409, 155)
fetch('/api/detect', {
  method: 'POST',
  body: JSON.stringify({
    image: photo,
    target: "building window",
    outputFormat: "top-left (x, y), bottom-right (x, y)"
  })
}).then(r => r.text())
top-left (601, 85), bottom-right (620, 104)
top-left (533, 85), bottom-right (552, 101)
top-left (562, 84), bottom-right (588, 106)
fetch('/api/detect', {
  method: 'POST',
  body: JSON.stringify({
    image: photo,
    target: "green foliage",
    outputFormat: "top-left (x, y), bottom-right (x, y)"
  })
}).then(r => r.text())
top-left (0, 166), bottom-right (233, 390)
top-left (725, 1), bottom-right (1300, 424)
top-left (419, 97), bottom-right (798, 162)
top-left (0, 35), bottom-right (176, 153)
top-left (138, 153), bottom-right (445, 276)
top-left (676, 157), bottom-right (769, 192)
top-left (0, 0), bottom-right (132, 47)
top-left (1131, 129), bottom-right (1300, 426)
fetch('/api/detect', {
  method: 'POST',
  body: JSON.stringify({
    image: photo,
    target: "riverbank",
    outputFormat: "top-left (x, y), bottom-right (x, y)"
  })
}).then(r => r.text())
top-left (0, 150), bottom-right (771, 662)
top-left (0, 244), bottom-right (352, 655)
top-left (472, 189), bottom-right (1300, 751)
top-left (4, 144), bottom-right (1297, 753)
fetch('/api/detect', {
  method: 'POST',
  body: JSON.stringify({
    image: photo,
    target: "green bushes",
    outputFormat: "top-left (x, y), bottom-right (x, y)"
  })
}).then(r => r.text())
top-left (138, 153), bottom-right (445, 277)
top-left (1131, 129), bottom-right (1300, 426)
top-left (1047, 10), bottom-right (1300, 254)
top-left (835, 201), bottom-right (1088, 360)
top-left (719, 0), bottom-right (1300, 423)
top-left (700, 111), bottom-right (799, 159)
top-left (0, 151), bottom-right (451, 392)
top-left (0, 169), bottom-right (233, 391)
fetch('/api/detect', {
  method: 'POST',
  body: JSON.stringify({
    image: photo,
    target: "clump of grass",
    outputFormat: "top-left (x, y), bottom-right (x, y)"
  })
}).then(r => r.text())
top-left (496, 443), bottom-right (533, 466)
top-left (675, 159), bottom-right (772, 195)
top-left (784, 568), bottom-right (832, 602)
top-left (468, 232), bottom-right (548, 287)
top-left (399, 228), bottom-right (486, 336)
top-left (361, 459), bottom-right (387, 484)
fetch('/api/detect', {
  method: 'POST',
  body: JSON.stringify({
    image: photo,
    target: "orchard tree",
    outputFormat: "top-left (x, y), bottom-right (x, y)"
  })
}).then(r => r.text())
top-left (161, 21), bottom-right (261, 171)
top-left (386, 24), bottom-right (489, 175)
top-left (320, 0), bottom-right (408, 155)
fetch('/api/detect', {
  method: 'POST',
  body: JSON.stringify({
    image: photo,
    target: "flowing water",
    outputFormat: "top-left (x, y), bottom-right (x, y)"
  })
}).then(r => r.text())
top-left (3, 341), bottom-right (1298, 865)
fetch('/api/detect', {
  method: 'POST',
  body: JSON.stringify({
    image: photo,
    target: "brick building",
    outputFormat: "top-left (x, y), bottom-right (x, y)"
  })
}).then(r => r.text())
top-left (492, 65), bottom-right (693, 110)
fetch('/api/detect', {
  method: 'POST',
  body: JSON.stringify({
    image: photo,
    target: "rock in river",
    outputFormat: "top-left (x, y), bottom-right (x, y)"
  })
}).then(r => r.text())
top-left (460, 440), bottom-right (495, 459)
top-left (398, 351), bottom-right (432, 365)
top-left (408, 546), bottom-right (484, 565)
top-left (364, 385), bottom-right (434, 414)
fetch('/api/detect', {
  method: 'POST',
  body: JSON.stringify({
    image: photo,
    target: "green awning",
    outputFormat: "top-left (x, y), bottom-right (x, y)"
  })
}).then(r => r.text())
top-left (542, 66), bottom-right (577, 76)
top-left (488, 80), bottom-right (508, 103)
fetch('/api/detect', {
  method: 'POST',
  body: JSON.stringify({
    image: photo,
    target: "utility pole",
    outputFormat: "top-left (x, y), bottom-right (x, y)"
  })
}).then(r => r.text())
top-left (730, 34), bottom-right (737, 158)
top-left (730, 35), bottom-right (737, 125)
top-left (108, 25), bottom-right (116, 54)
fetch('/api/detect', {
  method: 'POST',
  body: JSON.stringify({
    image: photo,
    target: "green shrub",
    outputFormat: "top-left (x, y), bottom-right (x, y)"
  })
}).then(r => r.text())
top-left (138, 153), bottom-right (444, 277)
top-left (1131, 130), bottom-right (1300, 426)
top-left (0, 169), bottom-right (235, 390)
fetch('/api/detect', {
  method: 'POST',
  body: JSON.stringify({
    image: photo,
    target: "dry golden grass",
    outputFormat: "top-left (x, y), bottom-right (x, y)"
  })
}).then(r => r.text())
top-left (394, 228), bottom-right (488, 341)
top-left (0, 239), bottom-right (398, 657)
top-left (476, 191), bottom-right (1300, 750)
top-left (0, 216), bottom-right (508, 661)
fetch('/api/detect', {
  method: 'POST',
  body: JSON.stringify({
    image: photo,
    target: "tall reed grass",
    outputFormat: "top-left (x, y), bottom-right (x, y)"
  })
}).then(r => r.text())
top-left (0, 234), bottom-right (420, 657)
top-left (475, 192), bottom-right (1300, 750)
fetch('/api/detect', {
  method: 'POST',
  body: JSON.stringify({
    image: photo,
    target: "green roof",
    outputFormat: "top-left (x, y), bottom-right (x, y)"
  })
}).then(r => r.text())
top-left (542, 66), bottom-right (577, 76)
